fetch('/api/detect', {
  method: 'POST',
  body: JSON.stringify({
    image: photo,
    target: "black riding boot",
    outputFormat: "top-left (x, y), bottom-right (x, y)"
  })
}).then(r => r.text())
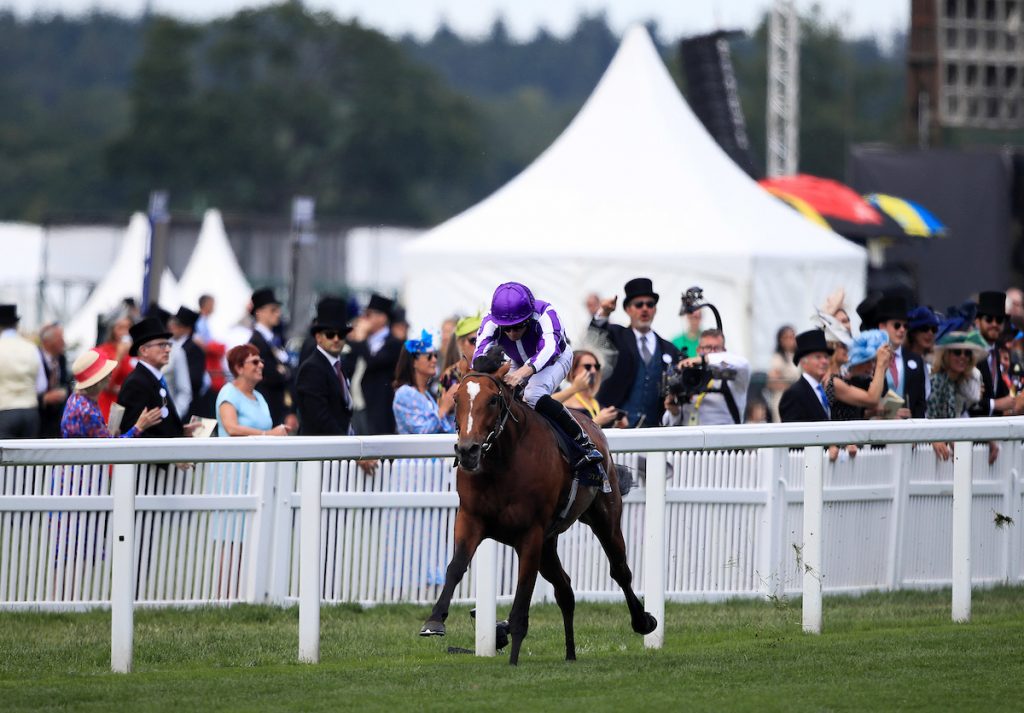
top-left (535, 394), bottom-right (605, 472)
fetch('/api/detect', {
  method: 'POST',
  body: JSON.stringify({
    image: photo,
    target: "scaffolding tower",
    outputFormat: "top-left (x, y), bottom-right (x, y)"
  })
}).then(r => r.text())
top-left (766, 0), bottom-right (800, 177)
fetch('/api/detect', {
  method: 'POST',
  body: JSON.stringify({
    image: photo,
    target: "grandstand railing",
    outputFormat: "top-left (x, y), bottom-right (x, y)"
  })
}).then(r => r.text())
top-left (1, 419), bottom-right (1022, 670)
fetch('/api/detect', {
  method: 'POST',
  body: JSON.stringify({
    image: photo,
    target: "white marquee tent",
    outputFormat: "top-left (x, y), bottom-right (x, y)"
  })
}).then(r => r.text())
top-left (177, 209), bottom-right (252, 340)
top-left (402, 26), bottom-right (866, 369)
top-left (64, 213), bottom-right (180, 351)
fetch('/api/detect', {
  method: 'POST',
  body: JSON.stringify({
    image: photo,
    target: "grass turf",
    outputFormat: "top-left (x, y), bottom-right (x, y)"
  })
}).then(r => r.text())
top-left (0, 587), bottom-right (1021, 712)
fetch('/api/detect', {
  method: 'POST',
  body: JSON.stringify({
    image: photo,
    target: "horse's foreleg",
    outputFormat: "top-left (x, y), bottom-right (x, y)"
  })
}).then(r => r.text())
top-left (584, 499), bottom-right (657, 636)
top-left (539, 535), bottom-right (576, 661)
top-left (507, 527), bottom-right (544, 665)
top-left (420, 515), bottom-right (483, 637)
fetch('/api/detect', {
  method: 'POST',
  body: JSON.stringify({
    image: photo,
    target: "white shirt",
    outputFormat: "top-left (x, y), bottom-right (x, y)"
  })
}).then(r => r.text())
top-left (368, 326), bottom-right (390, 356)
top-left (168, 335), bottom-right (192, 418)
top-left (661, 351), bottom-right (752, 426)
top-left (632, 328), bottom-right (654, 359)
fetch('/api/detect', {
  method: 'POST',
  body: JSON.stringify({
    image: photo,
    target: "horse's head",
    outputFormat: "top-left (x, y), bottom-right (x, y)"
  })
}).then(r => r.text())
top-left (454, 360), bottom-right (512, 473)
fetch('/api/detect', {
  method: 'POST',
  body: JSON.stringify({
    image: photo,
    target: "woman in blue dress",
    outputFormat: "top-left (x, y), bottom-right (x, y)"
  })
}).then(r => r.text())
top-left (392, 330), bottom-right (456, 435)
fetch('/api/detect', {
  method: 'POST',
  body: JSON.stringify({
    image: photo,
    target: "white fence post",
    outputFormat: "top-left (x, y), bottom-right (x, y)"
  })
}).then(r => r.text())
top-left (951, 440), bottom-right (972, 623)
top-left (802, 446), bottom-right (823, 635)
top-left (643, 451), bottom-right (666, 649)
top-left (474, 538), bottom-right (498, 657)
top-left (1009, 442), bottom-right (1022, 585)
top-left (757, 448), bottom-right (786, 598)
top-left (887, 444), bottom-right (912, 590)
top-left (298, 461), bottom-right (321, 663)
top-left (245, 461), bottom-right (275, 603)
top-left (110, 463), bottom-right (136, 673)
top-left (266, 461), bottom-right (296, 605)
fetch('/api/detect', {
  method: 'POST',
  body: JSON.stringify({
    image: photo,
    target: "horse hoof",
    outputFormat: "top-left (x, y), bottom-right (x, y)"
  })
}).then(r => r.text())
top-left (420, 621), bottom-right (446, 637)
top-left (633, 613), bottom-right (657, 635)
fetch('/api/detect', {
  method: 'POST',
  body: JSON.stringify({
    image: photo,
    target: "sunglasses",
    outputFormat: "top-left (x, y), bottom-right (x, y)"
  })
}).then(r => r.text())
top-left (144, 341), bottom-right (172, 350)
top-left (505, 321), bottom-right (529, 331)
top-left (580, 363), bottom-right (601, 372)
top-left (947, 349), bottom-right (972, 358)
top-left (981, 314), bottom-right (1005, 324)
top-left (245, 358), bottom-right (264, 366)
top-left (888, 321), bottom-right (906, 330)
top-left (630, 300), bottom-right (657, 309)
top-left (920, 325), bottom-right (938, 333)
top-left (321, 330), bottom-right (344, 340)
top-left (417, 352), bottom-right (438, 360)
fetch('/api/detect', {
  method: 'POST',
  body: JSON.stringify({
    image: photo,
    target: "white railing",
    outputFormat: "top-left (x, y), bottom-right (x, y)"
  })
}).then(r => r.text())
top-left (2, 419), bottom-right (1023, 670)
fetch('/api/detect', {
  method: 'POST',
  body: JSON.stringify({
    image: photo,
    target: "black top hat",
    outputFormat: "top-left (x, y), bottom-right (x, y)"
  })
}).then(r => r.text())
top-left (310, 296), bottom-right (351, 336)
top-left (792, 329), bottom-right (834, 366)
top-left (366, 293), bottom-right (395, 316)
top-left (171, 306), bottom-right (199, 329)
top-left (251, 287), bottom-right (281, 314)
top-left (145, 302), bottom-right (172, 328)
top-left (623, 277), bottom-right (659, 307)
top-left (0, 304), bottom-right (20, 326)
top-left (855, 293), bottom-right (882, 331)
top-left (390, 305), bottom-right (408, 326)
top-left (129, 316), bottom-right (172, 356)
top-left (976, 291), bottom-right (1007, 318)
top-left (874, 294), bottom-right (910, 324)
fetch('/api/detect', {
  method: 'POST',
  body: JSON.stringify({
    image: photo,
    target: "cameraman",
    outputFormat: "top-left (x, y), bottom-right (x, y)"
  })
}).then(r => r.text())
top-left (662, 329), bottom-right (751, 426)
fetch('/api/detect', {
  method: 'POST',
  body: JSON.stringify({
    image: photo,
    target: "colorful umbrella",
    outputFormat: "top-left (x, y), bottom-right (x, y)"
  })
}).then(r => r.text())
top-left (863, 193), bottom-right (946, 238)
top-left (761, 186), bottom-right (831, 229)
top-left (758, 174), bottom-right (903, 239)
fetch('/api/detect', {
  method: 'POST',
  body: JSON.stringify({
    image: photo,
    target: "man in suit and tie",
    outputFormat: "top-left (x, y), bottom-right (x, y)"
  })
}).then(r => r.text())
top-left (296, 301), bottom-right (355, 436)
top-left (118, 317), bottom-right (199, 438)
top-left (168, 307), bottom-right (211, 421)
top-left (969, 290), bottom-right (1017, 417)
top-left (591, 277), bottom-right (681, 427)
top-left (345, 293), bottom-right (402, 435)
top-left (779, 329), bottom-right (833, 422)
top-left (876, 294), bottom-right (926, 419)
top-left (248, 288), bottom-right (298, 432)
top-left (37, 322), bottom-right (71, 438)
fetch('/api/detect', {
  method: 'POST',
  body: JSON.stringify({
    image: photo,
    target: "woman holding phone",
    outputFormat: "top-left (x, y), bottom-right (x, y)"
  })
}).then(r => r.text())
top-left (554, 350), bottom-right (627, 428)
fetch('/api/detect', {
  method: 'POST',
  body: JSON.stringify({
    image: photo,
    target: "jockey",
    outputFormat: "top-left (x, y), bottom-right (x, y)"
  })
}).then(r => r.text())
top-left (474, 282), bottom-right (605, 476)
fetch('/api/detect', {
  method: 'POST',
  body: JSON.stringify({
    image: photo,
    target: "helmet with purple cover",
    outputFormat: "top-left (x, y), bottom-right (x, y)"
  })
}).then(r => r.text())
top-left (490, 282), bottom-right (535, 326)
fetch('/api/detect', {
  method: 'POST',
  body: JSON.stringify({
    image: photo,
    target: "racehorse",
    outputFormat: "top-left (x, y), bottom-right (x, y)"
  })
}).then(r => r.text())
top-left (419, 355), bottom-right (656, 665)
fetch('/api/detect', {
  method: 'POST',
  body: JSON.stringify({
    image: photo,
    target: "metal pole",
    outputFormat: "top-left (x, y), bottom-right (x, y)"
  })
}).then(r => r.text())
top-left (298, 460), bottom-right (321, 662)
top-left (145, 191), bottom-right (170, 309)
top-left (643, 451), bottom-right (666, 649)
top-left (474, 538), bottom-right (498, 656)
top-left (802, 446), bottom-right (823, 634)
top-left (110, 463), bottom-right (136, 673)
top-left (951, 441), bottom-right (972, 623)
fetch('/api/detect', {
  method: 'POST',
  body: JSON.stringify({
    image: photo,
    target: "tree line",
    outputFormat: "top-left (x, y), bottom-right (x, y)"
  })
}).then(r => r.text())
top-left (1, 2), bottom-right (910, 225)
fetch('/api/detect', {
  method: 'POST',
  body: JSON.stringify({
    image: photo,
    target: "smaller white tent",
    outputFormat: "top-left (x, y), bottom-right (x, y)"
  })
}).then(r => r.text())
top-left (177, 209), bottom-right (252, 340)
top-left (65, 213), bottom-right (180, 351)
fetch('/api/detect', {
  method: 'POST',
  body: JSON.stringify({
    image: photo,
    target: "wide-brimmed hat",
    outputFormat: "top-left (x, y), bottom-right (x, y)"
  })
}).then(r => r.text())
top-left (250, 287), bottom-right (281, 314)
top-left (170, 306), bottom-right (199, 329)
top-left (128, 316), bottom-right (172, 356)
top-left (365, 293), bottom-right (394, 316)
top-left (623, 277), bottom-right (658, 307)
top-left (309, 297), bottom-right (351, 337)
top-left (908, 305), bottom-right (940, 331)
top-left (874, 294), bottom-right (910, 323)
top-left (935, 330), bottom-right (989, 361)
top-left (792, 329), bottom-right (834, 365)
top-left (72, 348), bottom-right (118, 390)
top-left (848, 329), bottom-right (890, 367)
top-left (455, 315), bottom-right (482, 339)
top-left (0, 304), bottom-right (20, 325)
top-left (976, 291), bottom-right (1007, 318)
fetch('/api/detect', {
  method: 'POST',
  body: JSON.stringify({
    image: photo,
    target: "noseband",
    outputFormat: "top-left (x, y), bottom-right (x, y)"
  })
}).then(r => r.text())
top-left (455, 373), bottom-right (520, 464)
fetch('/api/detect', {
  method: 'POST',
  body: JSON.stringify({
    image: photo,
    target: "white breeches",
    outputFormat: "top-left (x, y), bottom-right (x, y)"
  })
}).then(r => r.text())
top-left (522, 347), bottom-right (573, 407)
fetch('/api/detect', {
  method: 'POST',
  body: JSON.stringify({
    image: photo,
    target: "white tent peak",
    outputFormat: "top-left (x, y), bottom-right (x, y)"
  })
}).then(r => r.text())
top-left (177, 209), bottom-right (252, 340)
top-left (402, 25), bottom-right (865, 368)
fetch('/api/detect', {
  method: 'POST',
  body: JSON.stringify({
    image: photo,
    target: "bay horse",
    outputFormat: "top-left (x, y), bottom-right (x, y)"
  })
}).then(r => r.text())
top-left (419, 357), bottom-right (656, 665)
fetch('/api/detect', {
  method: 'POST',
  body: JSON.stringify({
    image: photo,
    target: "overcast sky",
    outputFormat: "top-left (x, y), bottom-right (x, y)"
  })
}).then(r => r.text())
top-left (7, 0), bottom-right (908, 40)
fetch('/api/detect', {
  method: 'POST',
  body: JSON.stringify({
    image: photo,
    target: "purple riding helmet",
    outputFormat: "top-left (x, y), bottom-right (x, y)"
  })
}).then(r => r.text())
top-left (490, 282), bottom-right (535, 326)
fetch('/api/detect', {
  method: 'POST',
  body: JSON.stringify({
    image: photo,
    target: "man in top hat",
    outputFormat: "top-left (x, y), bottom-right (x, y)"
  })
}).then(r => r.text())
top-left (295, 300), bottom-right (355, 436)
top-left (118, 316), bottom-right (197, 438)
top-left (590, 278), bottom-right (681, 427)
top-left (876, 294), bottom-right (926, 419)
top-left (344, 293), bottom-right (402, 435)
top-left (0, 304), bottom-right (44, 438)
top-left (969, 290), bottom-right (1016, 417)
top-left (168, 306), bottom-right (210, 421)
top-left (855, 293), bottom-right (882, 332)
top-left (248, 287), bottom-right (297, 432)
top-left (779, 329), bottom-right (833, 422)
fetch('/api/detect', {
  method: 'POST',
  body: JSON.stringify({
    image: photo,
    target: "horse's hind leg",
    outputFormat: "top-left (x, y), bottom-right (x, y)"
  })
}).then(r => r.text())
top-left (539, 535), bottom-right (576, 661)
top-left (507, 527), bottom-right (544, 665)
top-left (584, 500), bottom-right (657, 636)
top-left (421, 516), bottom-right (482, 637)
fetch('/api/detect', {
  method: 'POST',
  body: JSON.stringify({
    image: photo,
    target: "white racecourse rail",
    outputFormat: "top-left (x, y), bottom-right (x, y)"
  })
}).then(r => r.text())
top-left (1, 419), bottom-right (1023, 670)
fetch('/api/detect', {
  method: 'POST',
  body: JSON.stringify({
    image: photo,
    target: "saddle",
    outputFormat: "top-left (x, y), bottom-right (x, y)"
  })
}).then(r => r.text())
top-left (534, 409), bottom-right (604, 488)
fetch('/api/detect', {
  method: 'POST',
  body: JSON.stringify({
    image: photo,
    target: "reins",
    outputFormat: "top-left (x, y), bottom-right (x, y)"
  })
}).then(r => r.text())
top-left (455, 372), bottom-right (521, 464)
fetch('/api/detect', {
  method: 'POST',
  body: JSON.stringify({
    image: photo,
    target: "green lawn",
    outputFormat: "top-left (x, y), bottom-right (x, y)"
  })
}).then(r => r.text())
top-left (0, 587), bottom-right (1021, 712)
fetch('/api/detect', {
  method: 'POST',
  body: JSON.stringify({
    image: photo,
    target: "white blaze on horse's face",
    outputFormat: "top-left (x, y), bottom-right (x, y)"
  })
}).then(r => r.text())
top-left (465, 380), bottom-right (480, 433)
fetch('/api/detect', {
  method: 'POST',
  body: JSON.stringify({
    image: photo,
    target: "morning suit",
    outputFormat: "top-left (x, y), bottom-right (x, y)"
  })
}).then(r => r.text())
top-left (779, 376), bottom-right (831, 423)
top-left (295, 348), bottom-right (354, 436)
top-left (249, 328), bottom-right (293, 427)
top-left (117, 363), bottom-right (184, 437)
top-left (895, 348), bottom-right (928, 419)
top-left (969, 346), bottom-right (1011, 417)
top-left (38, 349), bottom-right (70, 438)
top-left (345, 335), bottom-right (402, 435)
top-left (590, 320), bottom-right (680, 424)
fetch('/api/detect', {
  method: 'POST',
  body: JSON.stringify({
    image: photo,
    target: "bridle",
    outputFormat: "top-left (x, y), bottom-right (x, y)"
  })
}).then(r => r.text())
top-left (455, 373), bottom-right (520, 463)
